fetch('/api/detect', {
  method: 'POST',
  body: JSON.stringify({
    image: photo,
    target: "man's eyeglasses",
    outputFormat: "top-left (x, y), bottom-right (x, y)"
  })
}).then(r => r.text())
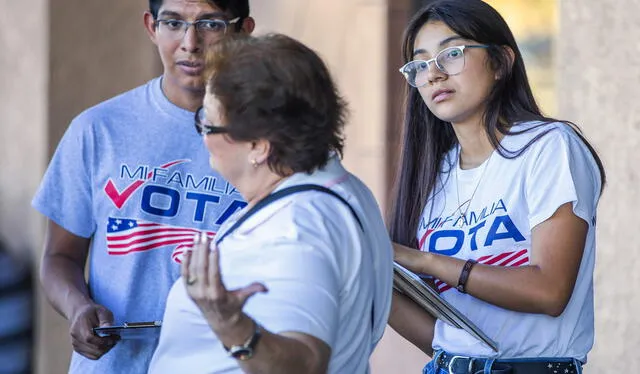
top-left (399, 45), bottom-right (489, 87)
top-left (155, 17), bottom-right (241, 40)
top-left (194, 106), bottom-right (229, 135)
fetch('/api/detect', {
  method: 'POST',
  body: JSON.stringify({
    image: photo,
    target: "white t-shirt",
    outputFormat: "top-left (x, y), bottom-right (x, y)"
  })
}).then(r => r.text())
top-left (418, 122), bottom-right (601, 361)
top-left (148, 156), bottom-right (393, 374)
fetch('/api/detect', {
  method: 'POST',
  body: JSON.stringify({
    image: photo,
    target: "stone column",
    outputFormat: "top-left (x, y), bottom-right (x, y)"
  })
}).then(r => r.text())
top-left (558, 1), bottom-right (640, 372)
top-left (0, 0), bottom-right (49, 369)
top-left (0, 1), bottom-right (48, 260)
top-left (1, 1), bottom-right (160, 372)
top-left (375, 1), bottom-right (432, 373)
top-left (251, 0), bottom-right (389, 207)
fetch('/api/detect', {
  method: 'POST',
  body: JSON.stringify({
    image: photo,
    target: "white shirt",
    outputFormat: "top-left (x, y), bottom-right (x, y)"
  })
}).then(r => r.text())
top-left (148, 156), bottom-right (393, 374)
top-left (418, 122), bottom-right (601, 361)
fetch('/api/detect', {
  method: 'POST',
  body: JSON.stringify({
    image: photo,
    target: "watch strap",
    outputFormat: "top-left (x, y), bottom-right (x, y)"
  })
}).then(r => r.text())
top-left (223, 319), bottom-right (262, 361)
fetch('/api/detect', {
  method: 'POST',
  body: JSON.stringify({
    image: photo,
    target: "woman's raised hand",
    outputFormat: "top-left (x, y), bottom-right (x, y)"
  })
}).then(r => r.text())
top-left (182, 233), bottom-right (268, 330)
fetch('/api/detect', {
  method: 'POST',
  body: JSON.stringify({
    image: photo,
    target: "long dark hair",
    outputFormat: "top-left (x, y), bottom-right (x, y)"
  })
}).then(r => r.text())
top-left (389, 0), bottom-right (606, 248)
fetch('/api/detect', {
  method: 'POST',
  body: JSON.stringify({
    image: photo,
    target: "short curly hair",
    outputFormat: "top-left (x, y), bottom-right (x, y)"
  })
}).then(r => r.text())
top-left (204, 33), bottom-right (347, 176)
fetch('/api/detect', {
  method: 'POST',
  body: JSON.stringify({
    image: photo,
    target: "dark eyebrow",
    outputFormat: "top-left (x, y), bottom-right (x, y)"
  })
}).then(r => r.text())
top-left (197, 12), bottom-right (230, 20)
top-left (158, 10), bottom-right (182, 18)
top-left (412, 36), bottom-right (464, 57)
top-left (158, 10), bottom-right (229, 19)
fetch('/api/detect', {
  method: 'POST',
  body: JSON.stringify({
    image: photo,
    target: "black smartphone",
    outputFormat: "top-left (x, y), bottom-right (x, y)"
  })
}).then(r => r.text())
top-left (93, 321), bottom-right (162, 340)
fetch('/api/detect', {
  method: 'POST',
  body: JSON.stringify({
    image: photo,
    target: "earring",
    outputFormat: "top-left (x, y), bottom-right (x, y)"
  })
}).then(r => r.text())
top-left (251, 159), bottom-right (259, 168)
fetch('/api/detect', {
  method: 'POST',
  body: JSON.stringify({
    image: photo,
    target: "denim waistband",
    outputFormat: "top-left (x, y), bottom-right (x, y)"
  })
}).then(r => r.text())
top-left (430, 350), bottom-right (583, 374)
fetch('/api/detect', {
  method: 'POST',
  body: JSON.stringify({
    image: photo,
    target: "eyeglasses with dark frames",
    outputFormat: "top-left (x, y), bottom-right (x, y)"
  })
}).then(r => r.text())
top-left (194, 106), bottom-right (229, 136)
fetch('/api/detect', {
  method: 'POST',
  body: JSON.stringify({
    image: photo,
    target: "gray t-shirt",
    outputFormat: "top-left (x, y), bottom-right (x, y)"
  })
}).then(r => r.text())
top-left (32, 77), bottom-right (245, 374)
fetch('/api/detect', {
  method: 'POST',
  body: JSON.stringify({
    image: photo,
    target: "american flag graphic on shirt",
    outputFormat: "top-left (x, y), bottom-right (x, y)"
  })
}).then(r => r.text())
top-left (434, 249), bottom-right (529, 294)
top-left (106, 217), bottom-right (214, 263)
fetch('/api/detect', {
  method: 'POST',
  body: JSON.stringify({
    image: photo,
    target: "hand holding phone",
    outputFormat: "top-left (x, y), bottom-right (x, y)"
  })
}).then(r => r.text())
top-left (70, 303), bottom-right (119, 359)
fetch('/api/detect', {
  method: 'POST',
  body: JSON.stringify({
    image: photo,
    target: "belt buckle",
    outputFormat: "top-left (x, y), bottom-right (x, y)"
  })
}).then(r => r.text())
top-left (448, 355), bottom-right (475, 374)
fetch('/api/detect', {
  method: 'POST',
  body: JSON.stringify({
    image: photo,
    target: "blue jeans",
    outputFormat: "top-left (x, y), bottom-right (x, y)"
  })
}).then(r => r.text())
top-left (423, 350), bottom-right (584, 374)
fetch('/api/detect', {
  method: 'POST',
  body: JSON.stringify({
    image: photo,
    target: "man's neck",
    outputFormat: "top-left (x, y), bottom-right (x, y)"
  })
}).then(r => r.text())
top-left (161, 78), bottom-right (205, 112)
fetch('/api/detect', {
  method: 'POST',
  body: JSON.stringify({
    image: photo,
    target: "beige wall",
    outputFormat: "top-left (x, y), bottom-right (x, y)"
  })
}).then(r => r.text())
top-left (0, 0), bottom-right (49, 372)
top-left (1, 1), bottom-right (160, 372)
top-left (558, 1), bottom-right (640, 372)
top-left (49, 0), bottom-right (161, 151)
top-left (251, 0), bottom-right (390, 206)
top-left (0, 1), bottom-right (48, 260)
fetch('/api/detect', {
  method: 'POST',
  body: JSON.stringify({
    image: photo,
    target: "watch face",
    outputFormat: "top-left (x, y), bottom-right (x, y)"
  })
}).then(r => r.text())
top-left (226, 321), bottom-right (261, 361)
top-left (230, 347), bottom-right (253, 361)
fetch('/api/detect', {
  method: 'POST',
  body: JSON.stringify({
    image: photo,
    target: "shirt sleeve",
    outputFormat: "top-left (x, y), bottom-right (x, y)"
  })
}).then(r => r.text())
top-left (239, 236), bottom-right (341, 348)
top-left (524, 125), bottom-right (601, 229)
top-left (31, 113), bottom-right (96, 238)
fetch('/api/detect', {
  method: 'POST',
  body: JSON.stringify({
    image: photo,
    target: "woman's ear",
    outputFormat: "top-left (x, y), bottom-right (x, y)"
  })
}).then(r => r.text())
top-left (249, 139), bottom-right (271, 166)
top-left (495, 45), bottom-right (516, 80)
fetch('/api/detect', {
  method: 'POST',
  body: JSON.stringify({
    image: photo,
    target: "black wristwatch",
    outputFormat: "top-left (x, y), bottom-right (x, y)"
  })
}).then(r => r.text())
top-left (223, 319), bottom-right (262, 361)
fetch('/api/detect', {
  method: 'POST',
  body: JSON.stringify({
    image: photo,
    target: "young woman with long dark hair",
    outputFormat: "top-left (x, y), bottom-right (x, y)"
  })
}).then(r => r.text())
top-left (388, 1), bottom-right (605, 373)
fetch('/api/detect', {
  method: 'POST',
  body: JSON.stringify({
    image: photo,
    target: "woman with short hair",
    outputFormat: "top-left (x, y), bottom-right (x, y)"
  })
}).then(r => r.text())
top-left (148, 33), bottom-right (393, 374)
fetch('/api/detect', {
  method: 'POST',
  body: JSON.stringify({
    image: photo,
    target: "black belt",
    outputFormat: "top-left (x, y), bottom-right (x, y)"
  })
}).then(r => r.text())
top-left (436, 351), bottom-right (581, 374)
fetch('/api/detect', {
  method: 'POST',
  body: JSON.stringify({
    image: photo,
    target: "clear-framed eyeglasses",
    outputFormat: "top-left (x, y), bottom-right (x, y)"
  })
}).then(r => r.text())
top-left (194, 106), bottom-right (229, 136)
top-left (155, 17), bottom-right (241, 40)
top-left (399, 45), bottom-right (489, 87)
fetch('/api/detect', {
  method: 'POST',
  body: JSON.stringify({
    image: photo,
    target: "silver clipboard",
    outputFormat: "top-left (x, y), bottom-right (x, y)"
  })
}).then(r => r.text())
top-left (393, 262), bottom-right (499, 352)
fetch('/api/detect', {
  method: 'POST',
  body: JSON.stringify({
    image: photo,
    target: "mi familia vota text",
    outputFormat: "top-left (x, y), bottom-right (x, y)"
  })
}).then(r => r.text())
top-left (418, 199), bottom-right (527, 256)
top-left (104, 161), bottom-right (246, 223)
